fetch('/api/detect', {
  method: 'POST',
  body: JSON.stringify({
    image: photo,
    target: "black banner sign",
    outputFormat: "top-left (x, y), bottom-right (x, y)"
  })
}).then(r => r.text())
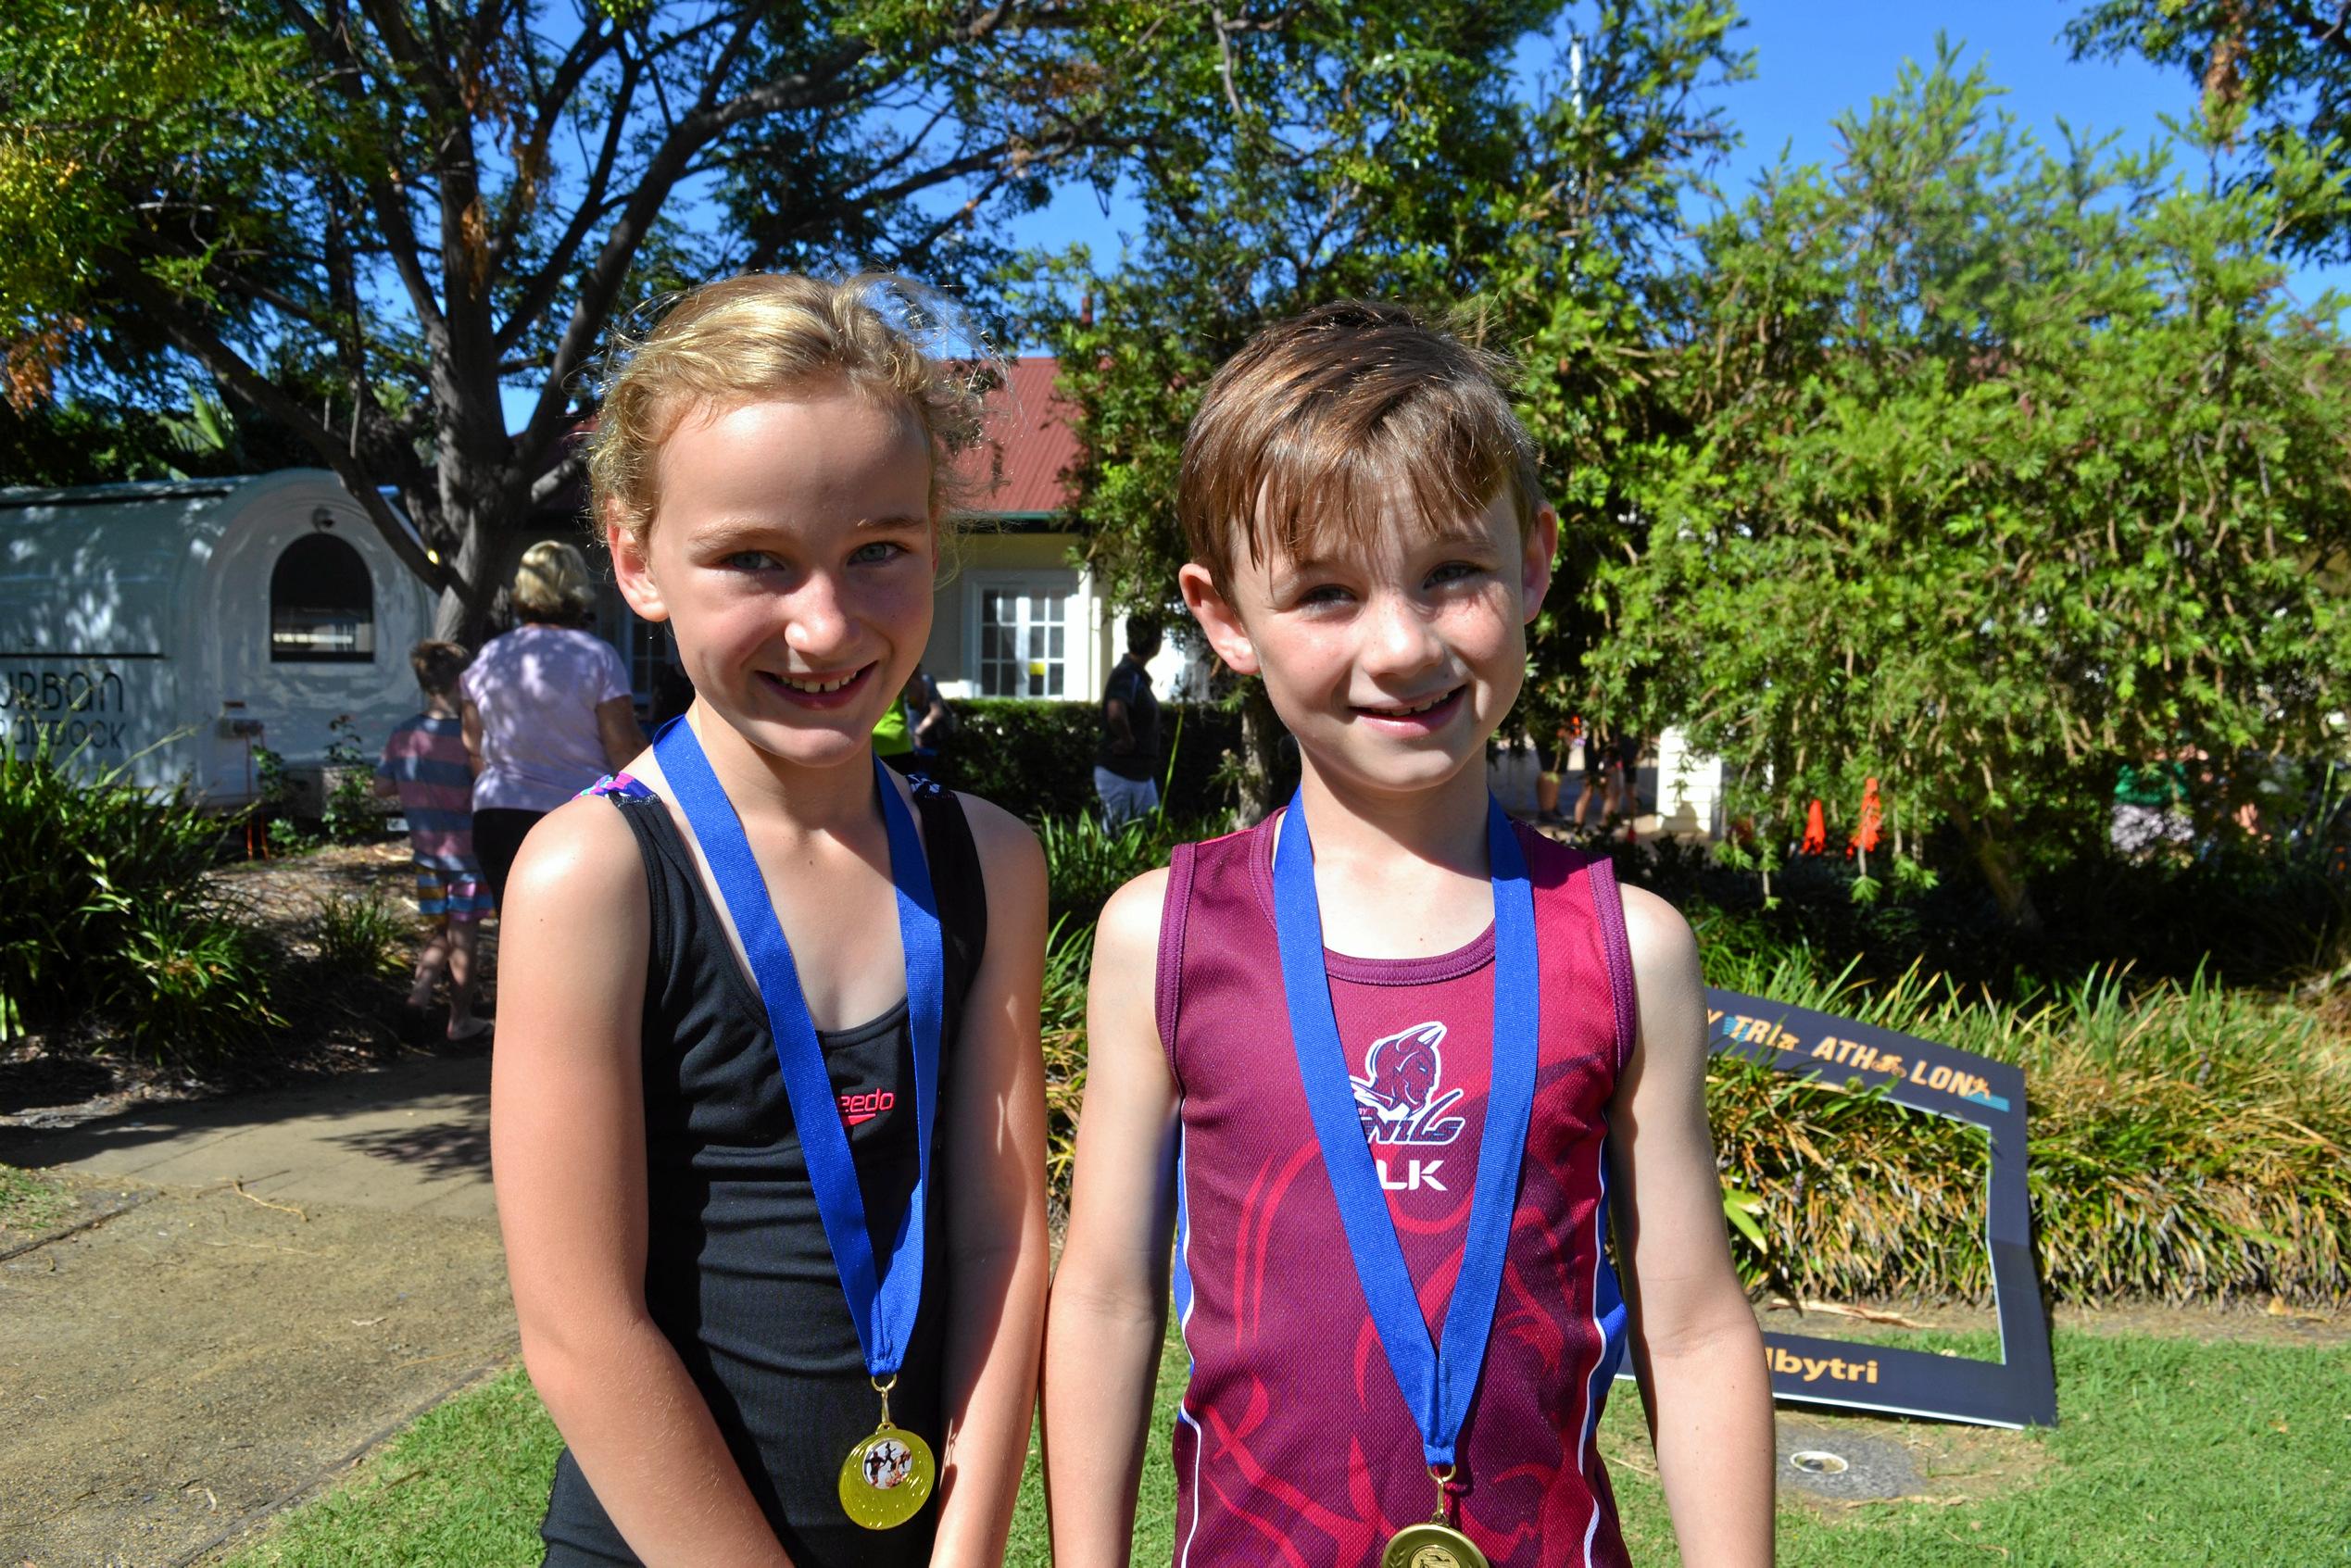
top-left (1617, 988), bottom-right (2057, 1429)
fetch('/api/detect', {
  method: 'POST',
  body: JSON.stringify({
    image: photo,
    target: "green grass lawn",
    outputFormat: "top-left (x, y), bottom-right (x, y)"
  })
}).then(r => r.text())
top-left (0, 1161), bottom-right (71, 1235)
top-left (220, 1326), bottom-right (2350, 1565)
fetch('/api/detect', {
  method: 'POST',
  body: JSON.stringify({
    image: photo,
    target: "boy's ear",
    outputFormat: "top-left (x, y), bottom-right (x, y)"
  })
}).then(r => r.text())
top-left (608, 507), bottom-right (669, 623)
top-left (1177, 562), bottom-right (1259, 677)
top-left (1521, 502), bottom-right (1560, 624)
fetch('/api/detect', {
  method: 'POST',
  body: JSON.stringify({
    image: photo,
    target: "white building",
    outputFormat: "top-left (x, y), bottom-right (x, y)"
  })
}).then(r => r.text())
top-left (1, 470), bottom-right (436, 804)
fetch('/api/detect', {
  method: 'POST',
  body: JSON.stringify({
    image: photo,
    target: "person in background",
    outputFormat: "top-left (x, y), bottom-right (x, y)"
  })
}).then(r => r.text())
top-left (461, 540), bottom-right (647, 906)
top-left (1093, 616), bottom-right (1163, 826)
top-left (374, 639), bottom-right (493, 1043)
top-left (904, 662), bottom-right (954, 783)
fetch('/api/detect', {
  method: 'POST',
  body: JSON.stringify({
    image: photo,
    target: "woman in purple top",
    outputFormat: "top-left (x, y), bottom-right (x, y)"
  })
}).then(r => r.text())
top-left (461, 540), bottom-right (647, 906)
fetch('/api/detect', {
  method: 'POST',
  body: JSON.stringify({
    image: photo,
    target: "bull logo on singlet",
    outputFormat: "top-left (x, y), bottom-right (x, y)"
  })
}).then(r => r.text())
top-left (1350, 1022), bottom-right (1467, 1147)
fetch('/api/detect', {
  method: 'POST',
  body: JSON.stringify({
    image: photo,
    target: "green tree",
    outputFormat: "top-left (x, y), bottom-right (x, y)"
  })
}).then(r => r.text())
top-left (1031, 0), bottom-right (1746, 817)
top-left (1588, 45), bottom-right (2351, 926)
top-left (2068, 0), bottom-right (2351, 260)
top-left (0, 0), bottom-right (1338, 639)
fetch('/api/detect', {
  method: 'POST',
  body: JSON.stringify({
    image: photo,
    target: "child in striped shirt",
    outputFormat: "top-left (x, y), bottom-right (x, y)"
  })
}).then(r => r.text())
top-left (374, 639), bottom-right (493, 1043)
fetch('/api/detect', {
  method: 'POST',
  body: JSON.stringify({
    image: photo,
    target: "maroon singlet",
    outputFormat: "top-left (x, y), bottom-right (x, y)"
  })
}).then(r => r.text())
top-left (1157, 812), bottom-right (1638, 1568)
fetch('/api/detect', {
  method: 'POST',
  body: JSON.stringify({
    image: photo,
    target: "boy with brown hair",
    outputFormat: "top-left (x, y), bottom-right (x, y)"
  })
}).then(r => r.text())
top-left (1044, 302), bottom-right (1773, 1566)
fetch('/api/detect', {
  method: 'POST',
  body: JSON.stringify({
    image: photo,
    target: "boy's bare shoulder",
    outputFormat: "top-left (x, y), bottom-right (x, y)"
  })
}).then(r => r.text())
top-left (1093, 867), bottom-right (1174, 968)
top-left (1616, 882), bottom-right (1698, 972)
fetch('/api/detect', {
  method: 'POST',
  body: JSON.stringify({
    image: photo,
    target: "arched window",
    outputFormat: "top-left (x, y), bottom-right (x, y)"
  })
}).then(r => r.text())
top-left (270, 533), bottom-right (375, 662)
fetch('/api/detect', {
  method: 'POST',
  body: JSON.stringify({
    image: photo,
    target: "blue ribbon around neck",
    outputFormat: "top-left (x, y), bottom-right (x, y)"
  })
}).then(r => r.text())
top-left (1271, 785), bottom-right (1540, 1468)
top-left (653, 718), bottom-right (943, 1381)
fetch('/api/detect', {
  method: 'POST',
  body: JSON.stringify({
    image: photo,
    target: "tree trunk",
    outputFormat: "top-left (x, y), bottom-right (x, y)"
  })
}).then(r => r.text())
top-left (1234, 680), bottom-right (1291, 826)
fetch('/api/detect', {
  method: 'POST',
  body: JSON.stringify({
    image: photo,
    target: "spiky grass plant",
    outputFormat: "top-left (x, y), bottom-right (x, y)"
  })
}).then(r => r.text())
top-left (1704, 942), bottom-right (2350, 1306)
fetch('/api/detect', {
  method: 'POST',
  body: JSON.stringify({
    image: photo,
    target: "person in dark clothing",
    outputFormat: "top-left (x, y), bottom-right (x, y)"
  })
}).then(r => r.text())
top-left (1094, 617), bottom-right (1163, 825)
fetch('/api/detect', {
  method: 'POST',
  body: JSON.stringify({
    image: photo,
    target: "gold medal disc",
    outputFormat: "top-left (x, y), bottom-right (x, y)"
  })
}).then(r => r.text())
top-left (1379, 1521), bottom-right (1490, 1568)
top-left (836, 1424), bottom-right (936, 1530)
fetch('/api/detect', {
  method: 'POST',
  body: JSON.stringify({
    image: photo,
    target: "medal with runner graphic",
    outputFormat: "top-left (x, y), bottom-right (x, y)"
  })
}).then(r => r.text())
top-left (657, 720), bottom-right (946, 1533)
top-left (837, 1374), bottom-right (937, 1528)
top-left (1377, 1464), bottom-right (1490, 1568)
top-left (1382, 1524), bottom-right (1490, 1568)
top-left (1273, 788), bottom-right (1539, 1568)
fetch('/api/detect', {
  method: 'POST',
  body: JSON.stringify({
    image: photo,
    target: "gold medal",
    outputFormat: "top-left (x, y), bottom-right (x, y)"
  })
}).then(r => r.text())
top-left (836, 1375), bottom-right (936, 1530)
top-left (1379, 1521), bottom-right (1490, 1568)
top-left (1379, 1463), bottom-right (1490, 1568)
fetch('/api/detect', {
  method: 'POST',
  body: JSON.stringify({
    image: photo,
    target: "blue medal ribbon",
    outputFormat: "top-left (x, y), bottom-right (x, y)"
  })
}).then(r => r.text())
top-left (654, 718), bottom-right (943, 1381)
top-left (1272, 786), bottom-right (1540, 1468)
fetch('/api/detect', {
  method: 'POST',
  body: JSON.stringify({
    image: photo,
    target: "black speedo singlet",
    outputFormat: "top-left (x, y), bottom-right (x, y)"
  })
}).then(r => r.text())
top-left (536, 778), bottom-right (986, 1568)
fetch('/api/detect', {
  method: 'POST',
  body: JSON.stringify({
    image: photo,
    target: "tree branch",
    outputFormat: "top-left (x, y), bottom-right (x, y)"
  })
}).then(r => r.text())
top-left (112, 265), bottom-right (454, 596)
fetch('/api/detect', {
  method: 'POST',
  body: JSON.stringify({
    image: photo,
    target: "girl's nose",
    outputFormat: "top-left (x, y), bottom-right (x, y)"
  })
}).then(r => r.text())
top-left (784, 573), bottom-right (854, 659)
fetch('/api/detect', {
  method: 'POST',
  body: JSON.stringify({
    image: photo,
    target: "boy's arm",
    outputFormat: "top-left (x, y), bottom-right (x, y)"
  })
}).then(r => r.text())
top-left (492, 799), bottom-right (795, 1567)
top-left (1044, 867), bottom-right (1181, 1568)
top-left (930, 797), bottom-right (1051, 1568)
top-left (1607, 885), bottom-right (1775, 1566)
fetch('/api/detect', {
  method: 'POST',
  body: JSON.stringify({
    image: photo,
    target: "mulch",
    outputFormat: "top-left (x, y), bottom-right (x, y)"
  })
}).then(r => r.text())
top-left (0, 838), bottom-right (497, 1132)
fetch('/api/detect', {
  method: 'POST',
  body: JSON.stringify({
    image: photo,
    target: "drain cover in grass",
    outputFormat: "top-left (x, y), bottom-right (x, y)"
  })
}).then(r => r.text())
top-left (1774, 1422), bottom-right (1919, 1500)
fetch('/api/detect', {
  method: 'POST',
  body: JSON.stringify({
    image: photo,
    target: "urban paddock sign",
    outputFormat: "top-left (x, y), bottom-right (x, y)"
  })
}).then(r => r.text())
top-left (1616, 988), bottom-right (2058, 1430)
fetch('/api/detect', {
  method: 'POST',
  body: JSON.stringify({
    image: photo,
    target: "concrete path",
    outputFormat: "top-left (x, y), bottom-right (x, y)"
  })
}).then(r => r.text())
top-left (0, 1052), bottom-right (497, 1222)
top-left (0, 1055), bottom-right (519, 1567)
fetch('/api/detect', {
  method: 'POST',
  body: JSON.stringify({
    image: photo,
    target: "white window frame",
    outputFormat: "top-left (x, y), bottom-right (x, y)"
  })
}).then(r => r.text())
top-left (964, 571), bottom-right (1079, 699)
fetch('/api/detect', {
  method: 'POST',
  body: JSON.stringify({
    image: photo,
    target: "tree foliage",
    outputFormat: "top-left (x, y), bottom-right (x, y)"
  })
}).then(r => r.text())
top-left (1588, 45), bottom-right (2351, 924)
top-left (2068, 0), bottom-right (2351, 260)
top-left (0, 0), bottom-right (1362, 635)
top-left (1032, 0), bottom-right (1747, 814)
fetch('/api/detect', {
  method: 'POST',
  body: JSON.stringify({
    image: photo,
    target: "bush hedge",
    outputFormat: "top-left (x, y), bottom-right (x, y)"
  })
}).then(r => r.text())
top-left (1, 734), bottom-right (278, 1052)
top-left (948, 699), bottom-right (1242, 823)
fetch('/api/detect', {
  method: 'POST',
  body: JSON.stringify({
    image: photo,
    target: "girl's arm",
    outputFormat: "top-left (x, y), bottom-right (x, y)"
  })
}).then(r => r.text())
top-left (1041, 868), bottom-right (1182, 1568)
top-left (491, 797), bottom-right (795, 1568)
top-left (928, 797), bottom-right (1051, 1568)
top-left (1605, 885), bottom-right (1775, 1567)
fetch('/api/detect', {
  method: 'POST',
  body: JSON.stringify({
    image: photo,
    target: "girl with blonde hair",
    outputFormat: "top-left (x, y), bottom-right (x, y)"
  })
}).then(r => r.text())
top-left (491, 273), bottom-right (1048, 1568)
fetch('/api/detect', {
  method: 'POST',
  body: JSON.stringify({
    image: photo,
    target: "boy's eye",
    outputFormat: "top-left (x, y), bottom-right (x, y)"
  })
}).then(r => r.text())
top-left (1427, 560), bottom-right (1486, 587)
top-left (849, 540), bottom-right (909, 566)
top-left (1295, 583), bottom-right (1354, 608)
top-left (721, 549), bottom-right (779, 571)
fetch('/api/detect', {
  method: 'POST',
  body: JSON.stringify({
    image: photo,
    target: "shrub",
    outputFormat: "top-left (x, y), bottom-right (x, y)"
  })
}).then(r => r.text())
top-left (0, 731), bottom-right (277, 1053)
top-left (316, 891), bottom-right (413, 979)
top-left (950, 699), bottom-right (1241, 823)
top-left (1703, 941), bottom-right (2350, 1307)
top-left (1037, 809), bottom-right (1213, 930)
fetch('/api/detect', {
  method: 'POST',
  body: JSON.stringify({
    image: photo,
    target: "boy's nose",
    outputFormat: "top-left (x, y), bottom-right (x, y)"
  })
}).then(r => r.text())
top-left (1358, 592), bottom-right (1442, 677)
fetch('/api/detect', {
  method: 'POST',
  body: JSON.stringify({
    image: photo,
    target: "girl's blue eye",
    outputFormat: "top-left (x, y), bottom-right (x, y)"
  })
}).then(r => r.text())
top-left (849, 540), bottom-right (908, 566)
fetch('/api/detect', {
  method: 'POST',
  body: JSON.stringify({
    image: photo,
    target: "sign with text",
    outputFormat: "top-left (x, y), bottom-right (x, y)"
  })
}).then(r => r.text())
top-left (1618, 989), bottom-right (2057, 1429)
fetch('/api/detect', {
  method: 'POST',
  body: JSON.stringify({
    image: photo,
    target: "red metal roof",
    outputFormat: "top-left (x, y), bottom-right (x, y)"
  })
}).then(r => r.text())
top-left (957, 357), bottom-right (1077, 518)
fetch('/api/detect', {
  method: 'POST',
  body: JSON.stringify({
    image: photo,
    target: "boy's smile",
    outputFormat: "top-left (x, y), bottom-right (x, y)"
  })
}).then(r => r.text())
top-left (1185, 483), bottom-right (1557, 802)
top-left (610, 385), bottom-right (937, 772)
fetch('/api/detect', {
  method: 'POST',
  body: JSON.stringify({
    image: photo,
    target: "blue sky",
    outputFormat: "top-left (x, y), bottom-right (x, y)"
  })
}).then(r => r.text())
top-left (1006, 0), bottom-right (2351, 304)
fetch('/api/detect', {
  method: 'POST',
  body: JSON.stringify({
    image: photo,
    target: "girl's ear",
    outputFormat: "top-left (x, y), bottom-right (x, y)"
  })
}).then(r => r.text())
top-left (1520, 502), bottom-right (1559, 624)
top-left (1178, 562), bottom-right (1258, 676)
top-left (609, 506), bottom-right (669, 622)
